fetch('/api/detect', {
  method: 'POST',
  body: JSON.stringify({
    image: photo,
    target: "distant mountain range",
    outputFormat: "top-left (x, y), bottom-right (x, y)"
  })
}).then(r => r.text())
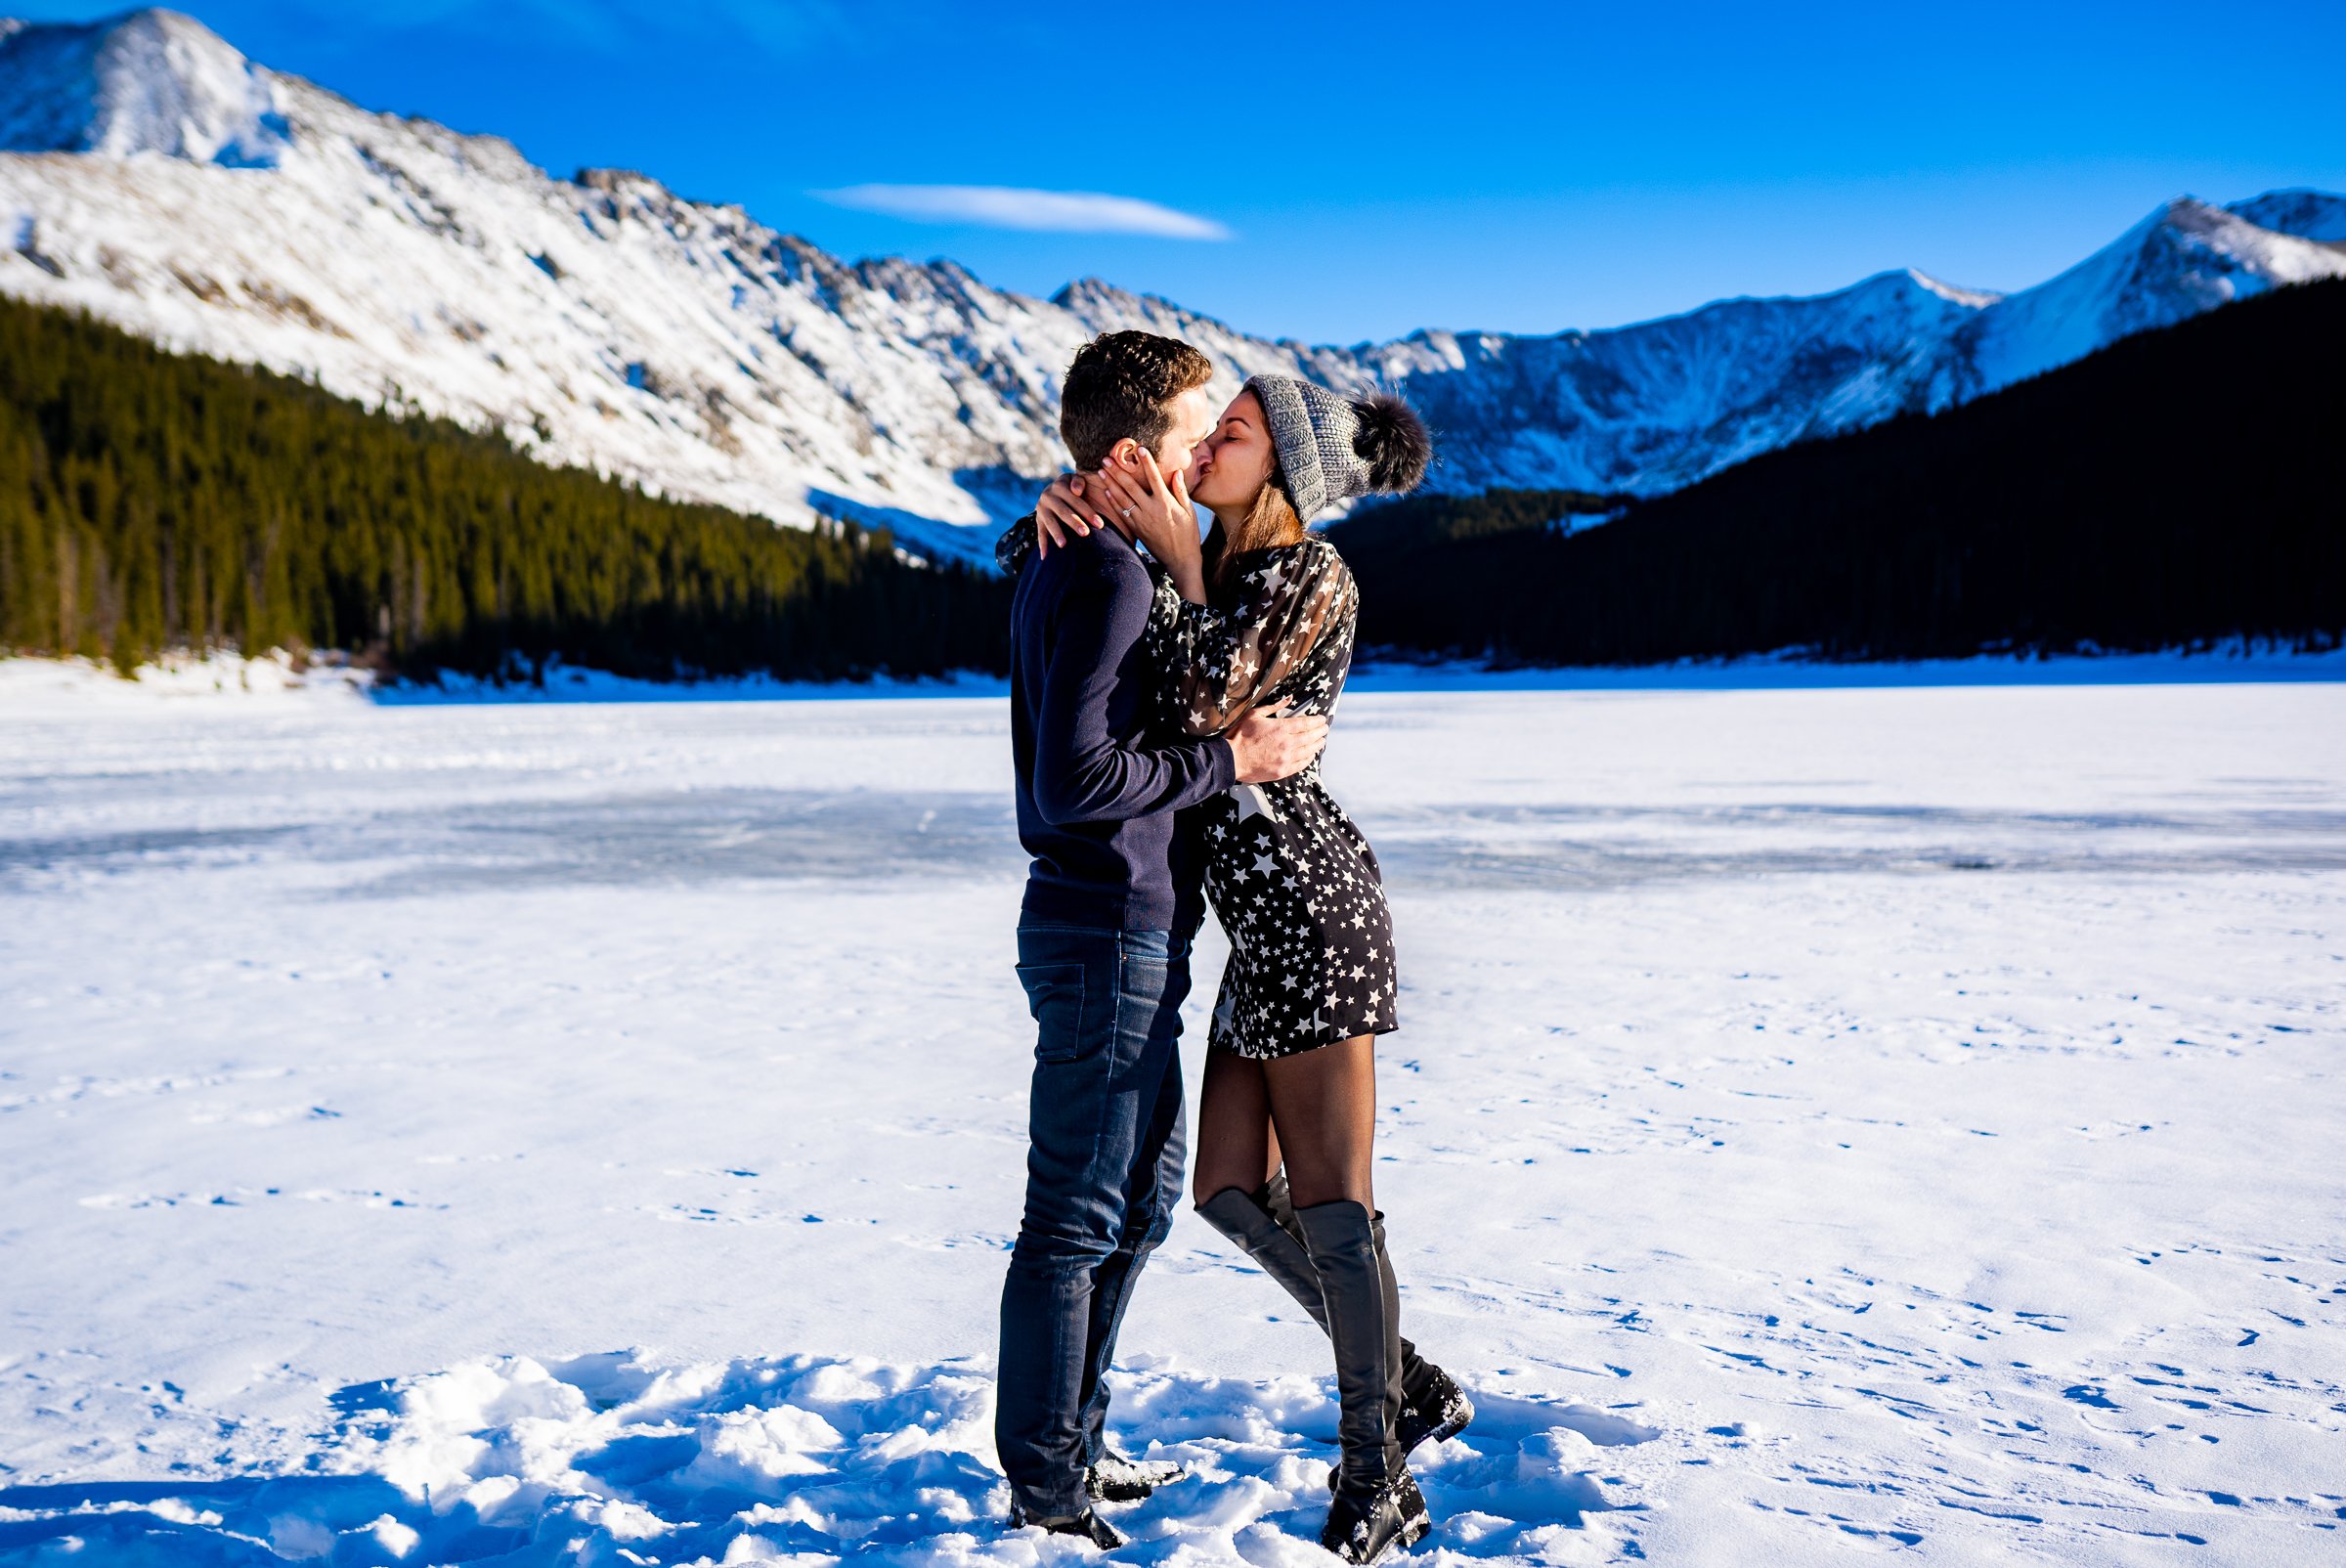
top-left (5, 8), bottom-right (2343, 565)
top-left (1326, 279), bottom-right (2346, 666)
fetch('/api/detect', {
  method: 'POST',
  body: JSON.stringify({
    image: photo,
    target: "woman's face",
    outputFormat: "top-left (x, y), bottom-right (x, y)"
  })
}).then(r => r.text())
top-left (1189, 389), bottom-right (1276, 512)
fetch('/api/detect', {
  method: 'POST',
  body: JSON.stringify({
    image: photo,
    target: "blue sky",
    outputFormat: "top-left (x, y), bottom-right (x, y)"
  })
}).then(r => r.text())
top-left (19, 1), bottom-right (2346, 342)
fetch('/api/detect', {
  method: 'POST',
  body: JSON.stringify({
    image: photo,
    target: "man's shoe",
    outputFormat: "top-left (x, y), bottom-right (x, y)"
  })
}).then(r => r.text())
top-left (1087, 1450), bottom-right (1187, 1503)
top-left (1396, 1366), bottom-right (1475, 1457)
top-left (1008, 1503), bottom-right (1125, 1548)
top-left (1320, 1467), bottom-right (1430, 1563)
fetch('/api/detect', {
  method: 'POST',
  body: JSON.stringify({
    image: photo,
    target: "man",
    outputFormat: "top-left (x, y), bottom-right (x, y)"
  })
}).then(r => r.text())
top-left (997, 331), bottom-right (1325, 1546)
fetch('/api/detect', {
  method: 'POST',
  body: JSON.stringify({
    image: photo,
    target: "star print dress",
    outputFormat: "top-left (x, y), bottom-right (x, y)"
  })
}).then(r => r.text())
top-left (1147, 538), bottom-right (1399, 1061)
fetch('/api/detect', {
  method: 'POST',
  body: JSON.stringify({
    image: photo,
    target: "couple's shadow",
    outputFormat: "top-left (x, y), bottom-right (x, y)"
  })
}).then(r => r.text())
top-left (0, 1352), bottom-right (1656, 1564)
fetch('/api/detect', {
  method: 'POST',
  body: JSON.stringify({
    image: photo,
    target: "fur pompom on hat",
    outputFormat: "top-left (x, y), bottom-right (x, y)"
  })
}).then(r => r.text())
top-left (1243, 375), bottom-right (1432, 523)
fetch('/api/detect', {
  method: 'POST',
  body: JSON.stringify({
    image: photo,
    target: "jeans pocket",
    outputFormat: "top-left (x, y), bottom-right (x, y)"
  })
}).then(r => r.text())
top-left (1016, 961), bottom-right (1091, 1064)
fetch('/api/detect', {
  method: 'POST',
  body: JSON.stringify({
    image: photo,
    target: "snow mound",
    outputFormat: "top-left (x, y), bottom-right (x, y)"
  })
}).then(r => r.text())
top-left (0, 1353), bottom-right (1652, 1564)
top-left (0, 650), bottom-right (374, 708)
top-left (0, 651), bottom-right (1015, 711)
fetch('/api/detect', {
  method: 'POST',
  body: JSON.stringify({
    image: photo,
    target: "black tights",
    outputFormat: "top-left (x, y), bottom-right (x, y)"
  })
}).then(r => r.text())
top-left (1192, 1034), bottom-right (1376, 1211)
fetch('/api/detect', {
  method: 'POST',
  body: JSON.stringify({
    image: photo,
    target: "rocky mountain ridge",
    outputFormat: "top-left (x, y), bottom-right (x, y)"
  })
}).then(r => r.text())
top-left (5, 9), bottom-right (2341, 562)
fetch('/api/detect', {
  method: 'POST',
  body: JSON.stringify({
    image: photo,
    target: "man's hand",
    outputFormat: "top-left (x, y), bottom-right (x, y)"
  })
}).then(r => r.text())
top-left (1226, 708), bottom-right (1328, 784)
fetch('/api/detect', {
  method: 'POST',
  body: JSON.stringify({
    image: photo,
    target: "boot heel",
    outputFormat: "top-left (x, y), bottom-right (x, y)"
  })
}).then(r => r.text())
top-left (1393, 1470), bottom-right (1431, 1550)
top-left (1398, 1370), bottom-right (1474, 1456)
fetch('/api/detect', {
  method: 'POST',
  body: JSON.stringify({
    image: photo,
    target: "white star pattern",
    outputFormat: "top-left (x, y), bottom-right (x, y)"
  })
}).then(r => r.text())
top-left (988, 514), bottom-right (1401, 1060)
top-left (1232, 784), bottom-right (1282, 827)
top-left (1129, 538), bottom-right (1400, 1063)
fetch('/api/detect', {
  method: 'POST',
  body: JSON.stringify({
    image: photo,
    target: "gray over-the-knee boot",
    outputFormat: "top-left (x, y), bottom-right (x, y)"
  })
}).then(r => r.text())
top-left (1197, 1179), bottom-right (1474, 1458)
top-left (1295, 1198), bottom-right (1428, 1563)
top-left (1196, 1181), bottom-right (1328, 1330)
top-left (1263, 1174), bottom-right (1472, 1451)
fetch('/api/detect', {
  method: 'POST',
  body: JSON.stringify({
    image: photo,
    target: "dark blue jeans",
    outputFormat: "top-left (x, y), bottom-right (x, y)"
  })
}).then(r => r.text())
top-left (996, 923), bottom-right (1192, 1518)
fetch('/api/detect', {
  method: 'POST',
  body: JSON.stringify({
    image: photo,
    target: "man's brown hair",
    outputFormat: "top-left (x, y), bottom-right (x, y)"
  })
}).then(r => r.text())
top-left (1059, 330), bottom-right (1213, 471)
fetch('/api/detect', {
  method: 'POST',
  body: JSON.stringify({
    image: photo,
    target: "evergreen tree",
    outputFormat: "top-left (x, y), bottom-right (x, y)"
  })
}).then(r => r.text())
top-left (0, 296), bottom-right (1012, 681)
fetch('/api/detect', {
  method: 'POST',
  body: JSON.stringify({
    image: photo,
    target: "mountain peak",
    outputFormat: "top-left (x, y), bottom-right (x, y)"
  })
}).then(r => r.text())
top-left (1049, 277), bottom-right (1248, 342)
top-left (1051, 276), bottom-right (1143, 312)
top-left (2227, 188), bottom-right (2346, 244)
top-left (0, 7), bottom-right (288, 166)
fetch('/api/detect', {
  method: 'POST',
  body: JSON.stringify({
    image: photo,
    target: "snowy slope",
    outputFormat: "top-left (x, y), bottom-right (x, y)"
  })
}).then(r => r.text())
top-left (2226, 187), bottom-right (2346, 244)
top-left (2, 10), bottom-right (2341, 563)
top-left (1952, 196), bottom-right (2346, 396)
top-left (0, 5), bottom-right (286, 165)
top-left (3, 684), bottom-right (2343, 1563)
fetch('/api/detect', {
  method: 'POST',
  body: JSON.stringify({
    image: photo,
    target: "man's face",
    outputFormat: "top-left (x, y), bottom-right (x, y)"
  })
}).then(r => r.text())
top-left (1151, 385), bottom-right (1220, 492)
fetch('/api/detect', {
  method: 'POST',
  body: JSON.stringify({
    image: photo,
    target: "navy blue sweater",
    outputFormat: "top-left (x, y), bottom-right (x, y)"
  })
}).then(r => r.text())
top-left (1010, 522), bottom-right (1236, 932)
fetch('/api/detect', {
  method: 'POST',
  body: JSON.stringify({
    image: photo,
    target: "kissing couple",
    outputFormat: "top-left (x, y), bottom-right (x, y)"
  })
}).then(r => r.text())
top-left (994, 330), bottom-right (1473, 1561)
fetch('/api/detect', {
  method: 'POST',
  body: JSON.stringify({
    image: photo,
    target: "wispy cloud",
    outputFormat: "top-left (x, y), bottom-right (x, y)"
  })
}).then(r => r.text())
top-left (812, 185), bottom-right (1232, 240)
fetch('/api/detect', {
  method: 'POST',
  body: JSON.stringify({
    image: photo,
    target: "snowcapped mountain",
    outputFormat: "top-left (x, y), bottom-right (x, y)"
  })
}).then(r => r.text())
top-left (0, 6), bottom-right (285, 165)
top-left (1950, 194), bottom-right (2346, 398)
top-left (4, 11), bottom-right (2341, 564)
top-left (2224, 188), bottom-right (2346, 244)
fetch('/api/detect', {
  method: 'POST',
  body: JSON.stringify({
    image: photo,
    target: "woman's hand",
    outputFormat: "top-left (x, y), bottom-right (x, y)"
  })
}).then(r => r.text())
top-left (1098, 450), bottom-right (1206, 603)
top-left (1031, 474), bottom-right (1108, 558)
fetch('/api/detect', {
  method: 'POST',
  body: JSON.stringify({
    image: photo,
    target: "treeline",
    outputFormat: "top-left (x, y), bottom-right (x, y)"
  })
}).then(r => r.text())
top-left (1330, 279), bottom-right (2346, 664)
top-left (1323, 486), bottom-right (1625, 555)
top-left (0, 294), bottom-right (1009, 681)
top-left (1320, 487), bottom-right (1624, 648)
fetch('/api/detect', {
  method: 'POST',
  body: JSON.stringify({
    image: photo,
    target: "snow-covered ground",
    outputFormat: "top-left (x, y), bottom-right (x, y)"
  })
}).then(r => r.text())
top-left (7, 641), bottom-right (2343, 712)
top-left (2, 679), bottom-right (2341, 1565)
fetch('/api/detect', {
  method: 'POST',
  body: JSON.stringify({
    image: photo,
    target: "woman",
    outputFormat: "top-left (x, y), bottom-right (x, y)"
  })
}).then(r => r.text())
top-left (1005, 376), bottom-right (1472, 1563)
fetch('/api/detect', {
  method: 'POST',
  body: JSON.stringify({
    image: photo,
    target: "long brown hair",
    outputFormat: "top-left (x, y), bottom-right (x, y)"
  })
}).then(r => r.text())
top-left (1207, 463), bottom-right (1307, 591)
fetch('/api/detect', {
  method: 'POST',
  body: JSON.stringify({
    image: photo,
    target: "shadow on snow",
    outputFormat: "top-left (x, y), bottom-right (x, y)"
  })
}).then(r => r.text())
top-left (0, 1353), bottom-right (1655, 1566)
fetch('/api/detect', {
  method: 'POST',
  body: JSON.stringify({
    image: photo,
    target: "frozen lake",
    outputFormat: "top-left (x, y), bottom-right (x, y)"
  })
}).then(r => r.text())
top-left (2, 679), bottom-right (2342, 1565)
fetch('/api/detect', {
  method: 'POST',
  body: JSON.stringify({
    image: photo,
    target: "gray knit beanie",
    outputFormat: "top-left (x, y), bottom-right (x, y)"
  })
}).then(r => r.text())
top-left (1243, 374), bottom-right (1432, 523)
